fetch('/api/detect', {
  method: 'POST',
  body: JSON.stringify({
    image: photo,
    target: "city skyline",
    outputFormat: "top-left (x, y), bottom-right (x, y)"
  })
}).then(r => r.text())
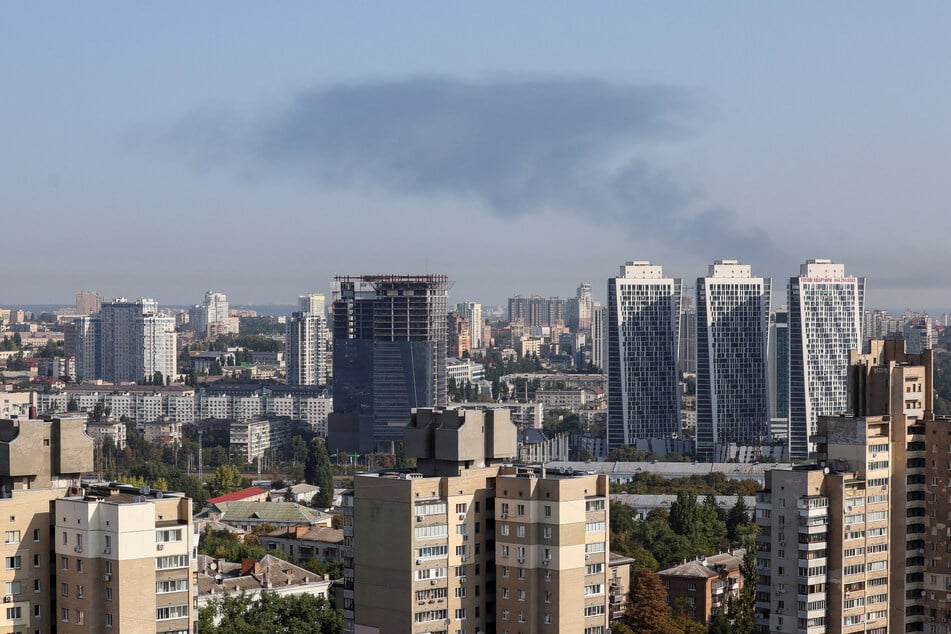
top-left (5, 5), bottom-right (951, 308)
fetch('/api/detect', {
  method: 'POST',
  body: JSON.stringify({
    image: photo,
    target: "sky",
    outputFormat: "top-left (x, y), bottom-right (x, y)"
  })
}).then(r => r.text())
top-left (3, 4), bottom-right (951, 311)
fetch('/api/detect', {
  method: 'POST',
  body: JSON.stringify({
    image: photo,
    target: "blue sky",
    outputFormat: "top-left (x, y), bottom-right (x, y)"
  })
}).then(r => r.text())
top-left (4, 4), bottom-right (951, 310)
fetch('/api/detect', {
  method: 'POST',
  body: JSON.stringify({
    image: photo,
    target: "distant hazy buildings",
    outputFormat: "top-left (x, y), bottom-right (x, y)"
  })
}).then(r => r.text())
top-left (695, 260), bottom-right (771, 458)
top-left (75, 297), bottom-right (177, 384)
top-left (568, 282), bottom-right (594, 331)
top-left (189, 290), bottom-right (237, 338)
top-left (457, 301), bottom-right (483, 349)
top-left (591, 302), bottom-right (606, 371)
top-left (329, 274), bottom-right (448, 452)
top-left (74, 290), bottom-right (103, 315)
top-left (787, 259), bottom-right (865, 459)
top-left (607, 261), bottom-right (682, 448)
top-left (508, 294), bottom-right (567, 328)
top-left (285, 294), bottom-right (328, 386)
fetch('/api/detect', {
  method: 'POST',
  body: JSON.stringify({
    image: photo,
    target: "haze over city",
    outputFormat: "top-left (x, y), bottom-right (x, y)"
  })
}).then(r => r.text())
top-left (4, 4), bottom-right (951, 309)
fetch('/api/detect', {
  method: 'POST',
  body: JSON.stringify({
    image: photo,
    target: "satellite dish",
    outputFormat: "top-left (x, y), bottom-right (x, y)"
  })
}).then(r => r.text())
top-left (823, 467), bottom-right (830, 475)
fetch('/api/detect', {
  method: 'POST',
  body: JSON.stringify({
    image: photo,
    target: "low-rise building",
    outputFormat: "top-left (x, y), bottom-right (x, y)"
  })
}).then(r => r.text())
top-left (260, 525), bottom-right (345, 563)
top-left (657, 550), bottom-right (745, 625)
top-left (196, 554), bottom-right (333, 624)
top-left (196, 501), bottom-right (332, 531)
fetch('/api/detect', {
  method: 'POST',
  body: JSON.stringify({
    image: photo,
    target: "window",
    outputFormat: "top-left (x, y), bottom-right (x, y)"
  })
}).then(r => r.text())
top-left (545, 612), bottom-right (552, 624)
top-left (61, 608), bottom-right (69, 622)
top-left (156, 529), bottom-right (182, 543)
top-left (61, 556), bottom-right (68, 571)
top-left (501, 503), bottom-right (510, 516)
top-left (33, 604), bottom-right (40, 617)
top-left (455, 586), bottom-right (467, 598)
top-left (6, 606), bottom-right (21, 620)
top-left (5, 581), bottom-right (21, 595)
top-left (585, 542), bottom-right (605, 554)
top-left (543, 527), bottom-right (552, 539)
top-left (586, 521), bottom-right (605, 533)
top-left (32, 554), bottom-right (40, 568)
top-left (585, 605), bottom-right (606, 616)
top-left (62, 531), bottom-right (68, 546)
top-left (501, 587), bottom-right (509, 599)
top-left (4, 530), bottom-right (20, 544)
top-left (585, 584), bottom-right (604, 596)
top-left (105, 587), bottom-right (113, 601)
top-left (517, 589), bottom-right (526, 601)
top-left (518, 611), bottom-right (525, 623)
top-left (61, 582), bottom-right (69, 597)
top-left (33, 528), bottom-right (40, 542)
top-left (4, 556), bottom-right (20, 570)
top-left (516, 504), bottom-right (525, 516)
top-left (455, 608), bottom-right (467, 620)
top-left (155, 579), bottom-right (188, 594)
top-left (417, 545), bottom-right (448, 559)
top-left (33, 579), bottom-right (40, 593)
top-left (501, 545), bottom-right (509, 558)
top-left (104, 535), bottom-right (112, 549)
top-left (77, 609), bottom-right (84, 624)
top-left (415, 524), bottom-right (449, 540)
top-left (156, 605), bottom-right (189, 620)
top-left (544, 505), bottom-right (552, 517)
top-left (517, 526), bottom-right (525, 538)
top-left (77, 558), bottom-right (84, 573)
top-left (156, 555), bottom-right (189, 570)
top-left (586, 499), bottom-right (605, 511)
top-left (106, 613), bottom-right (113, 628)
top-left (500, 524), bottom-right (509, 536)
top-left (76, 585), bottom-right (84, 598)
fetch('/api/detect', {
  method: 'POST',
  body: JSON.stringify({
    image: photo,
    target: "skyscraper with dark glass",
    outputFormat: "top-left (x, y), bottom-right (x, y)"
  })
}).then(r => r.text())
top-left (607, 261), bottom-right (682, 448)
top-left (329, 274), bottom-right (449, 452)
top-left (695, 260), bottom-right (771, 459)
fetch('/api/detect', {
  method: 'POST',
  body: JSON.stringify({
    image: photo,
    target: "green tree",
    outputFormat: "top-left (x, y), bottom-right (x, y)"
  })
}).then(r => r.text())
top-left (198, 590), bottom-right (342, 634)
top-left (626, 567), bottom-right (672, 633)
top-left (152, 370), bottom-right (164, 386)
top-left (67, 397), bottom-right (79, 412)
top-left (728, 540), bottom-right (757, 634)
top-left (708, 612), bottom-right (732, 634)
top-left (305, 439), bottom-right (334, 508)
top-left (210, 464), bottom-right (242, 498)
top-left (669, 491), bottom-right (700, 537)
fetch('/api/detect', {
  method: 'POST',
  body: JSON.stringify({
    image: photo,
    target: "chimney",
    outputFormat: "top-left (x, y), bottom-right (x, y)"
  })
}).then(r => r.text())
top-left (240, 559), bottom-right (256, 575)
top-left (28, 406), bottom-right (37, 420)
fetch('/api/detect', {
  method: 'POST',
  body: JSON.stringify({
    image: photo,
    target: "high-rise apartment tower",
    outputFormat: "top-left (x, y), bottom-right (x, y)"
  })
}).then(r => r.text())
top-left (695, 260), bottom-right (771, 459)
top-left (788, 259), bottom-right (865, 459)
top-left (606, 261), bottom-right (682, 448)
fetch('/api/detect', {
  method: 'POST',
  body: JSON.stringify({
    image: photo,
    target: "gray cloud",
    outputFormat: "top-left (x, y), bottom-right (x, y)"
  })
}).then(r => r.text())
top-left (166, 76), bottom-right (784, 264)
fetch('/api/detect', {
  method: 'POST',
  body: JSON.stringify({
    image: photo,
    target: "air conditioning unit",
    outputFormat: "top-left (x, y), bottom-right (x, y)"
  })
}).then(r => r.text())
top-left (463, 535), bottom-right (468, 541)
top-left (459, 513), bottom-right (466, 520)
top-left (74, 546), bottom-right (82, 553)
top-left (431, 579), bottom-right (438, 586)
top-left (103, 574), bottom-right (111, 582)
top-left (501, 513), bottom-right (508, 519)
top-left (417, 516), bottom-right (424, 522)
top-left (459, 577), bottom-right (466, 584)
top-left (3, 596), bottom-right (10, 603)
top-left (157, 543), bottom-right (164, 550)
top-left (542, 559), bottom-right (551, 566)
top-left (461, 556), bottom-right (468, 562)
top-left (416, 559), bottom-right (422, 565)
top-left (103, 548), bottom-right (111, 555)
top-left (517, 558), bottom-right (524, 564)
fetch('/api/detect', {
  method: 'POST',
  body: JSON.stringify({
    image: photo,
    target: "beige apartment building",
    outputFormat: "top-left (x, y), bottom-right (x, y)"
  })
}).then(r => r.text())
top-left (54, 483), bottom-right (196, 634)
top-left (348, 407), bottom-right (610, 634)
top-left (755, 339), bottom-right (932, 634)
top-left (0, 412), bottom-right (92, 634)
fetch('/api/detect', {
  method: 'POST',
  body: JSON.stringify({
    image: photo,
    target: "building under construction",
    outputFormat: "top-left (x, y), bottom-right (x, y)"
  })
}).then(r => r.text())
top-left (329, 274), bottom-right (449, 452)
